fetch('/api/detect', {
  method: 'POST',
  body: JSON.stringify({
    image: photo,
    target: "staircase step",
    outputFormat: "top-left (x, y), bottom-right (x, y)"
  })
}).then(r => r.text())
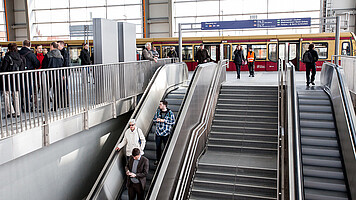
top-left (211, 125), bottom-right (277, 136)
top-left (218, 98), bottom-right (277, 106)
top-left (210, 131), bottom-right (277, 142)
top-left (219, 93), bottom-right (277, 100)
top-left (213, 119), bottom-right (277, 129)
top-left (214, 114), bottom-right (277, 123)
top-left (221, 85), bottom-right (277, 91)
top-left (208, 144), bottom-right (277, 154)
top-left (217, 103), bottom-right (278, 111)
top-left (215, 109), bottom-right (277, 117)
top-left (208, 138), bottom-right (277, 149)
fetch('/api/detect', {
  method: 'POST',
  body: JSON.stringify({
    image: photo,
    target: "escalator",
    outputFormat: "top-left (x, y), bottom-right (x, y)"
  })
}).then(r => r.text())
top-left (298, 88), bottom-right (350, 200)
top-left (120, 87), bottom-right (188, 199)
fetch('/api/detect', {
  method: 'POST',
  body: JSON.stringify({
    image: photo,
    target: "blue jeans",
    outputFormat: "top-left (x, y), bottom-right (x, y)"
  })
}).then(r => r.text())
top-left (155, 135), bottom-right (169, 161)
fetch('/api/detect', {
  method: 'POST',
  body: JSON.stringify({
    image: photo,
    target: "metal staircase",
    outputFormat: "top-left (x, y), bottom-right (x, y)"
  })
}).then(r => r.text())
top-left (189, 85), bottom-right (278, 200)
top-left (298, 88), bottom-right (350, 200)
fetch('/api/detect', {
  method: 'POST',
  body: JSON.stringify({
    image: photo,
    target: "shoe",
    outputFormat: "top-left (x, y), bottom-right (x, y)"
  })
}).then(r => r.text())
top-left (154, 161), bottom-right (159, 166)
top-left (252, 75), bottom-right (254, 77)
top-left (306, 83), bottom-right (310, 87)
top-left (237, 76), bottom-right (240, 79)
top-left (311, 82), bottom-right (315, 85)
top-left (249, 75), bottom-right (251, 77)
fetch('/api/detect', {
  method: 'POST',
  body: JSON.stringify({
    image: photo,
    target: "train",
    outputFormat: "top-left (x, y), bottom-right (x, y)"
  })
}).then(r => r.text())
top-left (0, 32), bottom-right (355, 71)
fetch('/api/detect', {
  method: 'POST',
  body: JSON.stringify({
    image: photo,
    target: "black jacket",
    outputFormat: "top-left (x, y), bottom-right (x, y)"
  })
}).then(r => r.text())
top-left (125, 156), bottom-right (149, 190)
top-left (233, 49), bottom-right (245, 65)
top-left (309, 49), bottom-right (319, 63)
top-left (44, 49), bottom-right (64, 69)
top-left (79, 49), bottom-right (91, 65)
top-left (167, 50), bottom-right (177, 58)
top-left (195, 48), bottom-right (210, 64)
top-left (0, 51), bottom-right (25, 90)
top-left (60, 48), bottom-right (70, 67)
top-left (18, 47), bottom-right (40, 70)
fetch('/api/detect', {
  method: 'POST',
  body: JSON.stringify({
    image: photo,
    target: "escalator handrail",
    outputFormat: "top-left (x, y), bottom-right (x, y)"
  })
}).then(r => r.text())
top-left (286, 62), bottom-right (304, 200)
top-left (86, 60), bottom-right (187, 199)
top-left (144, 63), bottom-right (201, 199)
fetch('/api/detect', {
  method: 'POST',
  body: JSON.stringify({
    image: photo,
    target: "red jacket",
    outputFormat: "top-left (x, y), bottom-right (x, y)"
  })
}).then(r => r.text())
top-left (36, 53), bottom-right (44, 69)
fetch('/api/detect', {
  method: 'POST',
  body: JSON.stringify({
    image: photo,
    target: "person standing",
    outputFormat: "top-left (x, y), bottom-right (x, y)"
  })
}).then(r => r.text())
top-left (247, 47), bottom-right (256, 77)
top-left (167, 47), bottom-right (177, 58)
top-left (151, 46), bottom-right (159, 59)
top-left (57, 41), bottom-right (70, 67)
top-left (195, 44), bottom-right (210, 64)
top-left (233, 45), bottom-right (245, 79)
top-left (35, 45), bottom-right (44, 69)
top-left (303, 43), bottom-right (319, 86)
top-left (0, 43), bottom-right (25, 118)
top-left (142, 42), bottom-right (157, 63)
top-left (153, 100), bottom-right (175, 165)
top-left (19, 40), bottom-right (40, 70)
top-left (79, 43), bottom-right (91, 66)
top-left (125, 148), bottom-right (149, 200)
top-left (116, 119), bottom-right (146, 160)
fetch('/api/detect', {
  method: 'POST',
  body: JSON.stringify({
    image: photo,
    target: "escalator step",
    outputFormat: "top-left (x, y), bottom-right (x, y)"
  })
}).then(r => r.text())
top-left (300, 120), bottom-right (335, 129)
top-left (304, 176), bottom-right (347, 192)
top-left (302, 155), bottom-right (342, 168)
top-left (303, 165), bottom-right (344, 180)
top-left (298, 99), bottom-right (331, 106)
top-left (299, 105), bottom-right (332, 113)
top-left (300, 128), bottom-right (336, 138)
top-left (299, 112), bottom-right (334, 121)
top-left (301, 136), bottom-right (338, 147)
top-left (302, 145), bottom-right (340, 157)
top-left (304, 188), bottom-right (348, 200)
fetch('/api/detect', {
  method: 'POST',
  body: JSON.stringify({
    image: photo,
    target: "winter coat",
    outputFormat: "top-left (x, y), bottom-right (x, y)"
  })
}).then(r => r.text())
top-left (167, 50), bottom-right (177, 58)
top-left (233, 49), bottom-right (245, 65)
top-left (19, 47), bottom-right (40, 70)
top-left (60, 48), bottom-right (70, 67)
top-left (45, 49), bottom-right (64, 69)
top-left (142, 49), bottom-right (155, 61)
top-left (195, 48), bottom-right (210, 64)
top-left (36, 53), bottom-right (44, 69)
top-left (0, 51), bottom-right (26, 91)
top-left (118, 127), bottom-right (146, 157)
top-left (79, 49), bottom-right (91, 65)
top-left (305, 49), bottom-right (319, 67)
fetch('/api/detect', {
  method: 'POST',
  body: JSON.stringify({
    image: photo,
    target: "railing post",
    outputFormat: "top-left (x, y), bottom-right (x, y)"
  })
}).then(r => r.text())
top-left (41, 71), bottom-right (49, 146)
top-left (112, 64), bottom-right (117, 118)
top-left (82, 68), bottom-right (89, 130)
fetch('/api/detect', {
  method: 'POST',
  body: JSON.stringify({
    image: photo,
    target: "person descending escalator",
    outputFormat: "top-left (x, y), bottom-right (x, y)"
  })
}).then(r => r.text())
top-left (125, 148), bottom-right (149, 200)
top-left (153, 100), bottom-right (175, 166)
top-left (116, 119), bottom-right (146, 161)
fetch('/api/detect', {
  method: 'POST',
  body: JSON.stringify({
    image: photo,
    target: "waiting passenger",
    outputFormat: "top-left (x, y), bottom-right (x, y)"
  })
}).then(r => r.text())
top-left (195, 44), bottom-right (210, 64)
top-left (42, 48), bottom-right (48, 56)
top-left (153, 100), bottom-right (175, 165)
top-left (125, 148), bottom-right (149, 200)
top-left (233, 45), bottom-right (245, 79)
top-left (79, 43), bottom-right (91, 66)
top-left (19, 40), bottom-right (40, 70)
top-left (167, 47), bottom-right (177, 58)
top-left (303, 43), bottom-right (319, 87)
top-left (247, 47), bottom-right (256, 77)
top-left (43, 42), bottom-right (63, 69)
top-left (151, 46), bottom-right (159, 59)
top-left (35, 45), bottom-right (44, 69)
top-left (57, 41), bottom-right (70, 67)
top-left (116, 119), bottom-right (146, 160)
top-left (142, 42), bottom-right (157, 63)
top-left (0, 43), bottom-right (25, 118)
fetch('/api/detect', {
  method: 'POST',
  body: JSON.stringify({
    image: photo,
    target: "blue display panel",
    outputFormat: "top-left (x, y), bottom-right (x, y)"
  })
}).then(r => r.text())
top-left (201, 18), bottom-right (311, 30)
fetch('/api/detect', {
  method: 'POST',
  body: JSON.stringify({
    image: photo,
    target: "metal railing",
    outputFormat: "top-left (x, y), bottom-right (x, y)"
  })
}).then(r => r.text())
top-left (277, 58), bottom-right (284, 200)
top-left (331, 55), bottom-right (356, 97)
top-left (286, 62), bottom-right (304, 200)
top-left (0, 59), bottom-right (175, 139)
top-left (148, 60), bottom-right (227, 200)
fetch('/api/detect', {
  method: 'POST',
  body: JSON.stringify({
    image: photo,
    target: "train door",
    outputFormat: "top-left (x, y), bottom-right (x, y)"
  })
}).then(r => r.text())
top-left (278, 41), bottom-right (300, 70)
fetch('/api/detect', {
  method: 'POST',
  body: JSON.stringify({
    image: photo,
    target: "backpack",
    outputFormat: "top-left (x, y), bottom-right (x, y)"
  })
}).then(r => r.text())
top-left (7, 56), bottom-right (22, 71)
top-left (303, 51), bottom-right (313, 63)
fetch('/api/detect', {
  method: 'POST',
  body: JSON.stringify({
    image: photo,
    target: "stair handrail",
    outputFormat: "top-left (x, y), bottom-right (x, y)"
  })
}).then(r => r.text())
top-left (286, 62), bottom-right (304, 200)
top-left (277, 58), bottom-right (284, 200)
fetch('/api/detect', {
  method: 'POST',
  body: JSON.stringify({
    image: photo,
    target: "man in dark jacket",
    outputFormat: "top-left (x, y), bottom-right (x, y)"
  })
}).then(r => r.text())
top-left (79, 44), bottom-right (91, 65)
top-left (195, 44), bottom-right (210, 64)
top-left (304, 43), bottom-right (319, 86)
top-left (167, 47), bottom-right (177, 58)
top-left (125, 148), bottom-right (149, 200)
top-left (19, 40), bottom-right (40, 70)
top-left (233, 45), bottom-right (245, 79)
top-left (57, 41), bottom-right (70, 67)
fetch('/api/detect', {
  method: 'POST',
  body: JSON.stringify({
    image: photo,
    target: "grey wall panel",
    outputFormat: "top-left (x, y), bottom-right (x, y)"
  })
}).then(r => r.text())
top-left (0, 112), bottom-right (131, 200)
top-left (118, 22), bottom-right (137, 62)
top-left (93, 18), bottom-right (119, 64)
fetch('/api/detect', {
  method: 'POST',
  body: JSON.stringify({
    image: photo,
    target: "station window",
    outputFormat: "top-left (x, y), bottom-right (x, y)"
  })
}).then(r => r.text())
top-left (182, 45), bottom-right (193, 60)
top-left (268, 44), bottom-right (277, 62)
top-left (342, 42), bottom-right (351, 56)
top-left (251, 44), bottom-right (267, 60)
top-left (232, 44), bottom-right (247, 60)
top-left (302, 42), bottom-right (328, 59)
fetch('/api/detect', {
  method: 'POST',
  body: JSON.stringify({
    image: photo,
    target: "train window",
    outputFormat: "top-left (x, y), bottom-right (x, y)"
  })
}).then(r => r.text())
top-left (162, 46), bottom-right (177, 58)
top-left (268, 44), bottom-right (277, 62)
top-left (342, 42), bottom-right (350, 55)
top-left (68, 46), bottom-right (82, 66)
top-left (289, 44), bottom-right (297, 61)
top-left (182, 46), bottom-right (193, 60)
top-left (251, 45), bottom-right (267, 60)
top-left (153, 46), bottom-right (161, 58)
top-left (302, 42), bottom-right (328, 59)
top-left (232, 44), bottom-right (247, 60)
